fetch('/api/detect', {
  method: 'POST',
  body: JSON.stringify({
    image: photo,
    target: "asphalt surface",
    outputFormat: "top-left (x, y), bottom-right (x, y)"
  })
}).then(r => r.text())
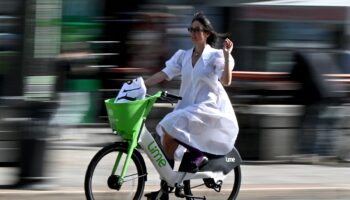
top-left (0, 128), bottom-right (349, 200)
top-left (0, 146), bottom-right (349, 199)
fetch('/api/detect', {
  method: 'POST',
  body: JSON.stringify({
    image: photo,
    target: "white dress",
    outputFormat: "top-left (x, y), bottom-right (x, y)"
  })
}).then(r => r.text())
top-left (156, 44), bottom-right (239, 159)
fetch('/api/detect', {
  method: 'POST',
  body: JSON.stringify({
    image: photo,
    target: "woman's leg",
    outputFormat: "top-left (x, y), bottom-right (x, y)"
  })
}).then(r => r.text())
top-left (163, 128), bottom-right (208, 172)
top-left (162, 130), bottom-right (179, 160)
top-left (175, 139), bottom-right (208, 172)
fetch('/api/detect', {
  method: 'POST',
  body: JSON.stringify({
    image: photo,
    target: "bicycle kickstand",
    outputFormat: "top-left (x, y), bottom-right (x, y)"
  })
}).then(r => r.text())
top-left (175, 183), bottom-right (206, 200)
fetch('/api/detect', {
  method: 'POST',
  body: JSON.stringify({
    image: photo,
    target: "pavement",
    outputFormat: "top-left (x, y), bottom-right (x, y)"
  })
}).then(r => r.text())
top-left (0, 127), bottom-right (349, 200)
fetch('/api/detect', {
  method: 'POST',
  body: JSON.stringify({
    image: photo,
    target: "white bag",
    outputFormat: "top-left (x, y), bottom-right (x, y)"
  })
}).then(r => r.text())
top-left (115, 77), bottom-right (147, 103)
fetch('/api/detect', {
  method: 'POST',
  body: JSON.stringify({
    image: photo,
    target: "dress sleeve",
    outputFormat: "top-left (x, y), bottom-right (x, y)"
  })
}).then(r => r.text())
top-left (213, 51), bottom-right (235, 78)
top-left (162, 49), bottom-right (185, 81)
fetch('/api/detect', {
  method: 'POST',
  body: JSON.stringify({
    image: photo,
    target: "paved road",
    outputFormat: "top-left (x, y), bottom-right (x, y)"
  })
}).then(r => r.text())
top-left (0, 145), bottom-right (349, 200)
top-left (0, 187), bottom-right (350, 200)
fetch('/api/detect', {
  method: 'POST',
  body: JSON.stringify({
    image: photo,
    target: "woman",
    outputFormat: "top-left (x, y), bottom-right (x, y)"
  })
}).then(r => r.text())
top-left (144, 12), bottom-right (239, 199)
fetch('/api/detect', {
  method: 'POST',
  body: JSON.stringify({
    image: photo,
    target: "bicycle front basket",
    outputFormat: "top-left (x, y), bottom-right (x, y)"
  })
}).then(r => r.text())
top-left (105, 97), bottom-right (154, 140)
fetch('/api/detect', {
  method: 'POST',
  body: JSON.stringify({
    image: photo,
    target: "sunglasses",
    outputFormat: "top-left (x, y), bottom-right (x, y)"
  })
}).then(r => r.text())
top-left (187, 27), bottom-right (206, 33)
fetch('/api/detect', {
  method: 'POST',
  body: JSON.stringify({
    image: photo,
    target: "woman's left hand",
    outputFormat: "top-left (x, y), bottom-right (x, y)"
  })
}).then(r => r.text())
top-left (223, 38), bottom-right (234, 55)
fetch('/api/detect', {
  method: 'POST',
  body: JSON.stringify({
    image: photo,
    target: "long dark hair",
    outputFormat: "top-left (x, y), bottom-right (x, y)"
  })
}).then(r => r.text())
top-left (191, 12), bottom-right (227, 47)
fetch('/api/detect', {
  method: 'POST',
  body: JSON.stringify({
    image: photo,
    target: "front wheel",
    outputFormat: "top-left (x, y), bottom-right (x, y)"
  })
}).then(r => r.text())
top-left (84, 143), bottom-right (147, 200)
top-left (183, 165), bottom-right (241, 200)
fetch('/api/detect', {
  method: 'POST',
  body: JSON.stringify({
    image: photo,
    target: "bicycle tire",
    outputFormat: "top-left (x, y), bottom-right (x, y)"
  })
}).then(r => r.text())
top-left (183, 165), bottom-right (241, 200)
top-left (84, 142), bottom-right (147, 200)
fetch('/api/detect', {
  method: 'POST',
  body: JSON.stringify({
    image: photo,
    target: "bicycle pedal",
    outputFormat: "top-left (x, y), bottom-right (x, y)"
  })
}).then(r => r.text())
top-left (213, 181), bottom-right (222, 192)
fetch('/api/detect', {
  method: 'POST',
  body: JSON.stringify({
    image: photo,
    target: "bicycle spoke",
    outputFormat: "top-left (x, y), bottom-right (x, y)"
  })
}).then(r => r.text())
top-left (123, 173), bottom-right (147, 183)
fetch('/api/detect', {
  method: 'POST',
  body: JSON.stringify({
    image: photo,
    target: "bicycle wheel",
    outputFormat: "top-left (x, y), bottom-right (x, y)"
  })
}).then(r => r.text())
top-left (183, 165), bottom-right (241, 200)
top-left (85, 142), bottom-right (147, 200)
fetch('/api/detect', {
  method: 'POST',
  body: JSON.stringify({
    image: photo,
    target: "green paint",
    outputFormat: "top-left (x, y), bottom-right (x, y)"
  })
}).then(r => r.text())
top-left (147, 141), bottom-right (166, 168)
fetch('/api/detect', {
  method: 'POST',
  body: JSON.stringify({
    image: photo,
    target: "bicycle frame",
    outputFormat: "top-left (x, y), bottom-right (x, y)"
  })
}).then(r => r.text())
top-left (138, 124), bottom-right (227, 187)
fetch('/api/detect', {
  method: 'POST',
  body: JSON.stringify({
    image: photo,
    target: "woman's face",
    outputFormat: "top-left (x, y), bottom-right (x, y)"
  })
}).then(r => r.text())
top-left (189, 20), bottom-right (210, 45)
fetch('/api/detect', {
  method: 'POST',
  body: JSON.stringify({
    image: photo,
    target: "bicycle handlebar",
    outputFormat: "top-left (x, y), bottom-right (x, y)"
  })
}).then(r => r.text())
top-left (161, 91), bottom-right (182, 101)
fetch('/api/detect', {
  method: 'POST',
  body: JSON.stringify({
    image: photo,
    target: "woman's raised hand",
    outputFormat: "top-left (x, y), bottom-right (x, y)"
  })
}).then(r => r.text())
top-left (223, 38), bottom-right (234, 56)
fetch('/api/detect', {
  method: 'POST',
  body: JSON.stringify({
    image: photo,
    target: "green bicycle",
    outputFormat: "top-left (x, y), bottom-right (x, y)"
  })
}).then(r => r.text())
top-left (84, 91), bottom-right (242, 200)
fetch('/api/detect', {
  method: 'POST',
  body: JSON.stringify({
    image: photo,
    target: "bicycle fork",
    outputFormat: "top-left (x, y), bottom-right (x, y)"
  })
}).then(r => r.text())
top-left (109, 141), bottom-right (138, 190)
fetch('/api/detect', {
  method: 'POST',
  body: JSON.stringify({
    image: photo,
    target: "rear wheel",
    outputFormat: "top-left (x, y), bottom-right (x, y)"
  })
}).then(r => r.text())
top-left (84, 143), bottom-right (146, 200)
top-left (183, 165), bottom-right (241, 200)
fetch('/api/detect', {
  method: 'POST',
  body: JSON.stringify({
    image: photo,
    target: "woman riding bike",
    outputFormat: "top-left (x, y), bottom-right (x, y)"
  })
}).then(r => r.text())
top-left (144, 12), bottom-right (239, 200)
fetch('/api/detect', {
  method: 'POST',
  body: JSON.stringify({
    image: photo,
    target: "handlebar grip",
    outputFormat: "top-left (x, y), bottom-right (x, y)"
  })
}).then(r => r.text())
top-left (162, 91), bottom-right (182, 100)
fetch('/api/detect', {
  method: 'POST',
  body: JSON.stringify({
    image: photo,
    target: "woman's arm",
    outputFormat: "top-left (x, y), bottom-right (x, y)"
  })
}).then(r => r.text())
top-left (221, 38), bottom-right (234, 86)
top-left (145, 71), bottom-right (168, 87)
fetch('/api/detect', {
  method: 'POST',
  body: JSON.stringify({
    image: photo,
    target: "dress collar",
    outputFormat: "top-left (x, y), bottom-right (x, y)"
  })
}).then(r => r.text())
top-left (188, 44), bottom-right (212, 67)
top-left (201, 44), bottom-right (212, 67)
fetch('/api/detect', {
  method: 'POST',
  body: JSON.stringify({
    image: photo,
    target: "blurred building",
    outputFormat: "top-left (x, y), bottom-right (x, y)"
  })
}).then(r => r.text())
top-left (0, 0), bottom-right (25, 168)
top-left (228, 0), bottom-right (350, 160)
top-left (1, 0), bottom-right (350, 167)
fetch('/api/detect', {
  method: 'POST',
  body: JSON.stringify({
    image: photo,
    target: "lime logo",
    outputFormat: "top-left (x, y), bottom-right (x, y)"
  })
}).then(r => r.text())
top-left (225, 157), bottom-right (236, 163)
top-left (147, 141), bottom-right (166, 167)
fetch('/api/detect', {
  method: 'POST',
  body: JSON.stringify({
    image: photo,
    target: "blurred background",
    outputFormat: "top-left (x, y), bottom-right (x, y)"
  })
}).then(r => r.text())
top-left (0, 0), bottom-right (350, 195)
